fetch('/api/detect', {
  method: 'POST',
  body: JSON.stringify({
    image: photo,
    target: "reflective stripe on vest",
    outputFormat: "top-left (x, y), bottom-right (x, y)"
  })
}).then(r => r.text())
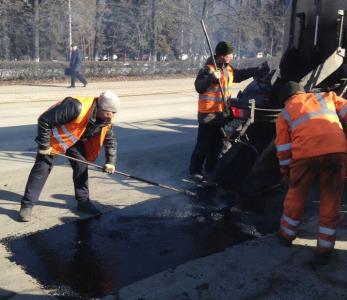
top-left (198, 64), bottom-right (234, 113)
top-left (50, 96), bottom-right (95, 153)
top-left (282, 93), bottom-right (338, 130)
top-left (199, 95), bottom-right (225, 102)
top-left (52, 128), bottom-right (69, 151)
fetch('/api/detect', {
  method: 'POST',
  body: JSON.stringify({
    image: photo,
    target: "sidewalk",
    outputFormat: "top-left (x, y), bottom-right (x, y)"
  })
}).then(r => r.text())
top-left (0, 78), bottom-right (195, 104)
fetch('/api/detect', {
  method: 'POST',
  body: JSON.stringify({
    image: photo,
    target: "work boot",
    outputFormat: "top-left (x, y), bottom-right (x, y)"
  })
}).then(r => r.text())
top-left (314, 251), bottom-right (332, 265)
top-left (277, 232), bottom-right (292, 247)
top-left (19, 205), bottom-right (32, 222)
top-left (77, 200), bottom-right (100, 215)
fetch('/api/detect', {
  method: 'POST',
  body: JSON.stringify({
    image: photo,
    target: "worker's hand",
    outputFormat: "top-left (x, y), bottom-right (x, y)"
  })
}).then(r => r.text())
top-left (212, 70), bottom-right (221, 81)
top-left (38, 147), bottom-right (53, 156)
top-left (104, 164), bottom-right (115, 174)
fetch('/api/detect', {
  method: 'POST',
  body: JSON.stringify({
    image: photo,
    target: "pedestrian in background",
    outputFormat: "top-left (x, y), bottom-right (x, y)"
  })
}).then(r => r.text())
top-left (69, 44), bottom-right (87, 88)
top-left (19, 91), bottom-right (120, 222)
top-left (275, 81), bottom-right (347, 264)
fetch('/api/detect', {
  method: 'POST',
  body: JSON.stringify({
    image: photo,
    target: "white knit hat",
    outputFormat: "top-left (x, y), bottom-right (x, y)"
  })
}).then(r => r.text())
top-left (98, 91), bottom-right (120, 113)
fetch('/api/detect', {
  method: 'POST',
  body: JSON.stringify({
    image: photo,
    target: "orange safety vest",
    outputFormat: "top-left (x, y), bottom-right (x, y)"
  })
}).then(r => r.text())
top-left (275, 92), bottom-right (347, 167)
top-left (198, 64), bottom-right (234, 113)
top-left (50, 96), bottom-right (111, 162)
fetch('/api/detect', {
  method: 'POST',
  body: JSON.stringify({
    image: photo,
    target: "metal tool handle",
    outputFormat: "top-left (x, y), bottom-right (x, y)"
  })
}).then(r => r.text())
top-left (200, 19), bottom-right (230, 116)
top-left (338, 10), bottom-right (345, 51)
top-left (53, 152), bottom-right (197, 198)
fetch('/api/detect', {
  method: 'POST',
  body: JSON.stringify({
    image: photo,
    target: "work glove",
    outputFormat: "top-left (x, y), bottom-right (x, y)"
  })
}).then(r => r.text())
top-left (104, 164), bottom-right (115, 174)
top-left (211, 70), bottom-right (221, 82)
top-left (38, 147), bottom-right (53, 156)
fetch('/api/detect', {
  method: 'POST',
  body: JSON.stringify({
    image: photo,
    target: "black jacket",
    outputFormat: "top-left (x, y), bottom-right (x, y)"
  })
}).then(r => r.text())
top-left (70, 49), bottom-right (82, 72)
top-left (195, 56), bottom-right (260, 125)
top-left (36, 97), bottom-right (117, 165)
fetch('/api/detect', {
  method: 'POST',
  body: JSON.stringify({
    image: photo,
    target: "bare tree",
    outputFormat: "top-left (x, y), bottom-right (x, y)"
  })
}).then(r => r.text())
top-left (0, 0), bottom-right (286, 62)
top-left (32, 0), bottom-right (40, 61)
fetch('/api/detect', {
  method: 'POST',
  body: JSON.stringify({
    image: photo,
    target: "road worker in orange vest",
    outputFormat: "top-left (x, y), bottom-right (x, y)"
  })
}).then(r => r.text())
top-left (275, 81), bottom-right (347, 264)
top-left (189, 41), bottom-right (265, 182)
top-left (19, 91), bottom-right (119, 222)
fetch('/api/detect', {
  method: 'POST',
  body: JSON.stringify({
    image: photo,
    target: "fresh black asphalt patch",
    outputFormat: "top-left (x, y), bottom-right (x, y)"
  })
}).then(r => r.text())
top-left (2, 203), bottom-right (258, 298)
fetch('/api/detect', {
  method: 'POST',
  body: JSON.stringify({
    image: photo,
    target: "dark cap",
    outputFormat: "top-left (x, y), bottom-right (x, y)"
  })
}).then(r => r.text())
top-left (278, 81), bottom-right (305, 104)
top-left (215, 41), bottom-right (234, 56)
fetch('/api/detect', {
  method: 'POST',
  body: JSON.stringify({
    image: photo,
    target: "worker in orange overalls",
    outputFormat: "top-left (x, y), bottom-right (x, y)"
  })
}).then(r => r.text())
top-left (275, 81), bottom-right (347, 264)
top-left (19, 91), bottom-right (119, 222)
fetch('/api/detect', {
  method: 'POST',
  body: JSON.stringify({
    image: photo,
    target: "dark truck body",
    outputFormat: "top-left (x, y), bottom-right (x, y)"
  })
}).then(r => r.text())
top-left (279, 0), bottom-right (347, 95)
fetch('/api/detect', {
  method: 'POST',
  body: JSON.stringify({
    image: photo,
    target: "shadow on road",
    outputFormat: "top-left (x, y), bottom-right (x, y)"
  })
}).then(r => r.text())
top-left (0, 287), bottom-right (51, 299)
top-left (0, 117), bottom-right (198, 197)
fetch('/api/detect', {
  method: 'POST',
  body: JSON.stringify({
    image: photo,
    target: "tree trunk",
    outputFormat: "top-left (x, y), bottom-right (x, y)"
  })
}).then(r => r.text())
top-left (94, 0), bottom-right (104, 61)
top-left (32, 0), bottom-right (40, 62)
top-left (201, 0), bottom-right (209, 20)
top-left (150, 0), bottom-right (157, 62)
top-left (188, 0), bottom-right (193, 57)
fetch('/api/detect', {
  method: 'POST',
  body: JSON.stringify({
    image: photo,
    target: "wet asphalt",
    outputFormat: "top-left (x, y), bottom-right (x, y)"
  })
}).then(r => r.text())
top-left (1, 190), bottom-right (273, 298)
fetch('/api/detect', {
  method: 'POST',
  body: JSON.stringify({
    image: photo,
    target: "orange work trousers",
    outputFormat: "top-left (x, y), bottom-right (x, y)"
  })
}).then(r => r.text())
top-left (280, 153), bottom-right (346, 252)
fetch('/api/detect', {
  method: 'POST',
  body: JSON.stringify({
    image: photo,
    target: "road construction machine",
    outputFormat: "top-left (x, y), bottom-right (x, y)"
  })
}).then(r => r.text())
top-left (213, 0), bottom-right (347, 210)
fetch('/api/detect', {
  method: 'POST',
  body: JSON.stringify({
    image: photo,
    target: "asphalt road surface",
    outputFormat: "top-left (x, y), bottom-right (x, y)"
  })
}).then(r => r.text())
top-left (1, 79), bottom-right (347, 300)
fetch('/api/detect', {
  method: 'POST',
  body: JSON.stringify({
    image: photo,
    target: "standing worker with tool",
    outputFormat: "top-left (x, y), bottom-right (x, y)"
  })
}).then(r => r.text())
top-left (19, 91), bottom-right (119, 222)
top-left (275, 81), bottom-right (347, 264)
top-left (189, 39), bottom-right (267, 182)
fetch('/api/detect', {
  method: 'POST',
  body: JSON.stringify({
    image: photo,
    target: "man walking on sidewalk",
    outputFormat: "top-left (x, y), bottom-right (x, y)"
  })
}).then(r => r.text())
top-left (19, 91), bottom-right (119, 222)
top-left (275, 81), bottom-right (347, 264)
top-left (69, 44), bottom-right (88, 88)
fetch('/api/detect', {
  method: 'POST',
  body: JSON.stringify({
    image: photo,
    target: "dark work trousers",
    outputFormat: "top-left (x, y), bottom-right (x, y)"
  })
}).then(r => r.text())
top-left (21, 142), bottom-right (89, 208)
top-left (189, 123), bottom-right (224, 174)
top-left (70, 70), bottom-right (87, 87)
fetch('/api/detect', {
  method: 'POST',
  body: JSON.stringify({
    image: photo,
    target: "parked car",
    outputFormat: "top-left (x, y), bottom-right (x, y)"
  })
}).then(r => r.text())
top-left (178, 53), bottom-right (189, 61)
top-left (256, 52), bottom-right (264, 58)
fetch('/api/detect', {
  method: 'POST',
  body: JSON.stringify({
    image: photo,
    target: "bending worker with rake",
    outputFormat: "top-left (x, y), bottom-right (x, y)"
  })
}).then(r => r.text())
top-left (19, 91), bottom-right (119, 222)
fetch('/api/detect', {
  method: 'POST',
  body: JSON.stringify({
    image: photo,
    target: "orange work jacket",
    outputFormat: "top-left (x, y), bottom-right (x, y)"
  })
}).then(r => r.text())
top-left (50, 96), bottom-right (111, 162)
top-left (198, 64), bottom-right (234, 113)
top-left (275, 91), bottom-right (347, 171)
